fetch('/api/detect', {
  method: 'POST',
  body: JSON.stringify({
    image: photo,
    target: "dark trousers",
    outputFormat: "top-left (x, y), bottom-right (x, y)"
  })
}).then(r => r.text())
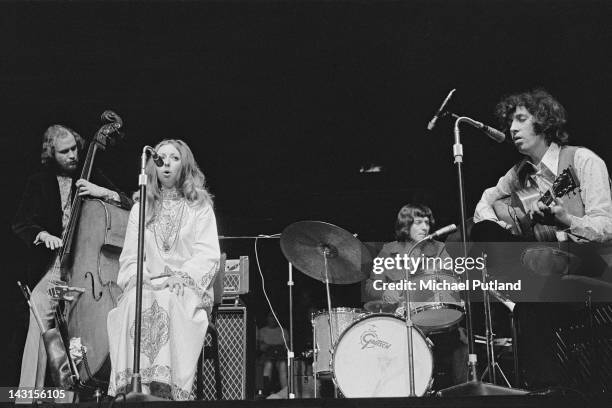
top-left (469, 221), bottom-right (574, 389)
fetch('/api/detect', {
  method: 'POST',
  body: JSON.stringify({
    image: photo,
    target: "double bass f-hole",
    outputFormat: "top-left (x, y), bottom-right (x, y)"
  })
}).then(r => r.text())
top-left (85, 271), bottom-right (103, 301)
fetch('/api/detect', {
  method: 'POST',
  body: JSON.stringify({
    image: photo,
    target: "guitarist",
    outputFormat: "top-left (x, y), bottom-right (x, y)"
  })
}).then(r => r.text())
top-left (474, 88), bottom-right (612, 243)
top-left (12, 125), bottom-right (131, 391)
top-left (471, 89), bottom-right (612, 390)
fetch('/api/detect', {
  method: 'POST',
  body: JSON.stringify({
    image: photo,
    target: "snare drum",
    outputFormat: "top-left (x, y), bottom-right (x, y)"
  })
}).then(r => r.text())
top-left (332, 314), bottom-right (433, 397)
top-left (403, 270), bottom-right (464, 333)
top-left (311, 308), bottom-right (364, 375)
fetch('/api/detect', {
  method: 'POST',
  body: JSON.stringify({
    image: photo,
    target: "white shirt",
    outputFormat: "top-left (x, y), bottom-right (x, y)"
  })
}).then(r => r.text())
top-left (474, 143), bottom-right (612, 243)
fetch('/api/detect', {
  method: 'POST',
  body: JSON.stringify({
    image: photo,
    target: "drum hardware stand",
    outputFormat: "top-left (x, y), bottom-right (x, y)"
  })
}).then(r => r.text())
top-left (487, 286), bottom-right (521, 387)
top-left (318, 246), bottom-right (339, 397)
top-left (437, 116), bottom-right (528, 397)
top-left (510, 310), bottom-right (520, 386)
top-left (312, 316), bottom-right (318, 398)
top-left (405, 239), bottom-right (430, 396)
top-left (287, 262), bottom-right (295, 399)
top-left (479, 260), bottom-right (512, 387)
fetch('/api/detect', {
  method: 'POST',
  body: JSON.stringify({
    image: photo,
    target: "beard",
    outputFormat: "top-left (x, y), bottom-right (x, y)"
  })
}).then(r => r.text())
top-left (55, 160), bottom-right (79, 176)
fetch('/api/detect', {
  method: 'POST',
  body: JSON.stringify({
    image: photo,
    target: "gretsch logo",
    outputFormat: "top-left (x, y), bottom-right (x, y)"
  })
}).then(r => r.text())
top-left (360, 328), bottom-right (391, 349)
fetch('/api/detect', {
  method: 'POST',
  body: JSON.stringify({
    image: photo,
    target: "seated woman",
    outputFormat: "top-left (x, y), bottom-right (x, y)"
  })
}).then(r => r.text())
top-left (107, 139), bottom-right (220, 400)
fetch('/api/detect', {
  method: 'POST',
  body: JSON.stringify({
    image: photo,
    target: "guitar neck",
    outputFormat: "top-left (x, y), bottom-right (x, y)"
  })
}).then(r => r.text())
top-left (539, 190), bottom-right (554, 207)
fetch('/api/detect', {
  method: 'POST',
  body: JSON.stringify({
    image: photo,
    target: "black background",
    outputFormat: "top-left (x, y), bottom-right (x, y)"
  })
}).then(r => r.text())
top-left (1, 0), bottom-right (610, 388)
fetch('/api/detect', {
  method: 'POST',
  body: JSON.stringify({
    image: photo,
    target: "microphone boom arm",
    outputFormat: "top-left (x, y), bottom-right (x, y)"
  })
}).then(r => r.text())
top-left (454, 116), bottom-right (506, 143)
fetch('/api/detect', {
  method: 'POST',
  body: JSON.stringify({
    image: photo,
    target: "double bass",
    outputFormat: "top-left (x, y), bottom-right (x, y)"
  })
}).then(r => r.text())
top-left (52, 111), bottom-right (130, 392)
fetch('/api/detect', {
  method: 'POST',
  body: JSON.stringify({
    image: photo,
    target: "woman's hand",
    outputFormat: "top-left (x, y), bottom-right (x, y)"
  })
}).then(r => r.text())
top-left (163, 276), bottom-right (186, 296)
top-left (124, 276), bottom-right (152, 292)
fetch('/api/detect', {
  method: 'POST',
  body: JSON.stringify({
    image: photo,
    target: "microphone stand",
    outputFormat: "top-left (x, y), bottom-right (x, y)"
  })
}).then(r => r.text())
top-left (128, 148), bottom-right (149, 394)
top-left (404, 237), bottom-right (431, 396)
top-left (437, 117), bottom-right (527, 397)
top-left (122, 149), bottom-right (165, 402)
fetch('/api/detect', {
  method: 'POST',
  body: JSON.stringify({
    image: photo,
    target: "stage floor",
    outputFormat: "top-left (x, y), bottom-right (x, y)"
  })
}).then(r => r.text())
top-left (59, 394), bottom-right (612, 408)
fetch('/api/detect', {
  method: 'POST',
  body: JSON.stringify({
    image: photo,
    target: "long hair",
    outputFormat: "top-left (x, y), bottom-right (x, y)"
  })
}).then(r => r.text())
top-left (145, 139), bottom-right (213, 224)
top-left (495, 88), bottom-right (569, 145)
top-left (394, 204), bottom-right (435, 242)
top-left (40, 124), bottom-right (85, 166)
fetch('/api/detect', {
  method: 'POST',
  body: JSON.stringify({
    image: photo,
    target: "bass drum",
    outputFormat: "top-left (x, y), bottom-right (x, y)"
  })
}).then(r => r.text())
top-left (332, 314), bottom-right (433, 397)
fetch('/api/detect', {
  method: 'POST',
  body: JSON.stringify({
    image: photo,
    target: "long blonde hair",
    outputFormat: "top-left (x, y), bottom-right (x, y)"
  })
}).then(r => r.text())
top-left (145, 139), bottom-right (213, 224)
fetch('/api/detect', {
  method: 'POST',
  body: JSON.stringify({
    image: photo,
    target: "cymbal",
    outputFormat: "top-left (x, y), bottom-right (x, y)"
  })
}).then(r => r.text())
top-left (364, 300), bottom-right (397, 314)
top-left (561, 274), bottom-right (612, 291)
top-left (280, 221), bottom-right (372, 284)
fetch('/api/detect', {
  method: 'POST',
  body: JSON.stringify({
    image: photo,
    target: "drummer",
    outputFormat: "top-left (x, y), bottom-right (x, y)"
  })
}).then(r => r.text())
top-left (363, 203), bottom-right (468, 388)
top-left (364, 203), bottom-right (449, 303)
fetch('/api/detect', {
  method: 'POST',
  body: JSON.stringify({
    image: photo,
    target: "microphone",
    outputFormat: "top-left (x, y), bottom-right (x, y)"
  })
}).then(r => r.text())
top-left (424, 224), bottom-right (457, 241)
top-left (427, 89), bottom-right (456, 130)
top-left (144, 146), bottom-right (164, 167)
top-left (458, 117), bottom-right (505, 143)
top-left (473, 121), bottom-right (505, 143)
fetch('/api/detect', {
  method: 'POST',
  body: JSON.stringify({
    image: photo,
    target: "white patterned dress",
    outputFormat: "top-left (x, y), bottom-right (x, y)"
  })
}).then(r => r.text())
top-left (107, 195), bottom-right (220, 400)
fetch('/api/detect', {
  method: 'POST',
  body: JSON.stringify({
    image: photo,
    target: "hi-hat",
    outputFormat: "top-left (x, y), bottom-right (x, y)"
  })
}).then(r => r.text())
top-left (280, 221), bottom-right (371, 284)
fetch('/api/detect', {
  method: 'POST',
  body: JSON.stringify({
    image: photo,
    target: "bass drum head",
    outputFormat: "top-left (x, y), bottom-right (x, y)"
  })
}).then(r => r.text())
top-left (332, 314), bottom-right (433, 397)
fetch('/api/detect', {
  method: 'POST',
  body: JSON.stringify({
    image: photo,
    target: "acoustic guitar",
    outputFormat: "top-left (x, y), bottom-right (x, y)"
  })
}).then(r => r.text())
top-left (493, 166), bottom-right (580, 242)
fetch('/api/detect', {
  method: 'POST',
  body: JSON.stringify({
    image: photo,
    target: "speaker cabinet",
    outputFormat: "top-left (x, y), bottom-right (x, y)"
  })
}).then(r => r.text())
top-left (199, 303), bottom-right (252, 400)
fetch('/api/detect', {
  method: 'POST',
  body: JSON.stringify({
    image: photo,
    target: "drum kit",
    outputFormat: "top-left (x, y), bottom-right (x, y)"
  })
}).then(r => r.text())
top-left (280, 221), bottom-right (466, 398)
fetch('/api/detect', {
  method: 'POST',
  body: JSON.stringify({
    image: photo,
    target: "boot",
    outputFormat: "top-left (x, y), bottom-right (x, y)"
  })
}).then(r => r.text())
top-left (262, 376), bottom-right (272, 396)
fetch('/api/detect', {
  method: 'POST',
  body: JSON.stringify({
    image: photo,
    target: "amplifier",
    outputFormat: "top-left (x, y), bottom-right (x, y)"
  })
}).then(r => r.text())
top-left (554, 303), bottom-right (612, 394)
top-left (223, 256), bottom-right (249, 296)
top-left (199, 304), bottom-right (250, 400)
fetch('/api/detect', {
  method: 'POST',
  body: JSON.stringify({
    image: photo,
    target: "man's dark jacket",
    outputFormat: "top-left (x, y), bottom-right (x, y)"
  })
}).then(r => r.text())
top-left (12, 166), bottom-right (132, 286)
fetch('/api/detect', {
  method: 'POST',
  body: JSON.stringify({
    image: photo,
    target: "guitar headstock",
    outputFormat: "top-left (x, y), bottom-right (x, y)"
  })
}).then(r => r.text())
top-left (553, 166), bottom-right (580, 197)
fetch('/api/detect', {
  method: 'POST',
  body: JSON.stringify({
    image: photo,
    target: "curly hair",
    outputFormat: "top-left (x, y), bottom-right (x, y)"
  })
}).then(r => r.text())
top-left (495, 88), bottom-right (569, 145)
top-left (145, 139), bottom-right (213, 223)
top-left (40, 125), bottom-right (84, 165)
top-left (394, 204), bottom-right (435, 242)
